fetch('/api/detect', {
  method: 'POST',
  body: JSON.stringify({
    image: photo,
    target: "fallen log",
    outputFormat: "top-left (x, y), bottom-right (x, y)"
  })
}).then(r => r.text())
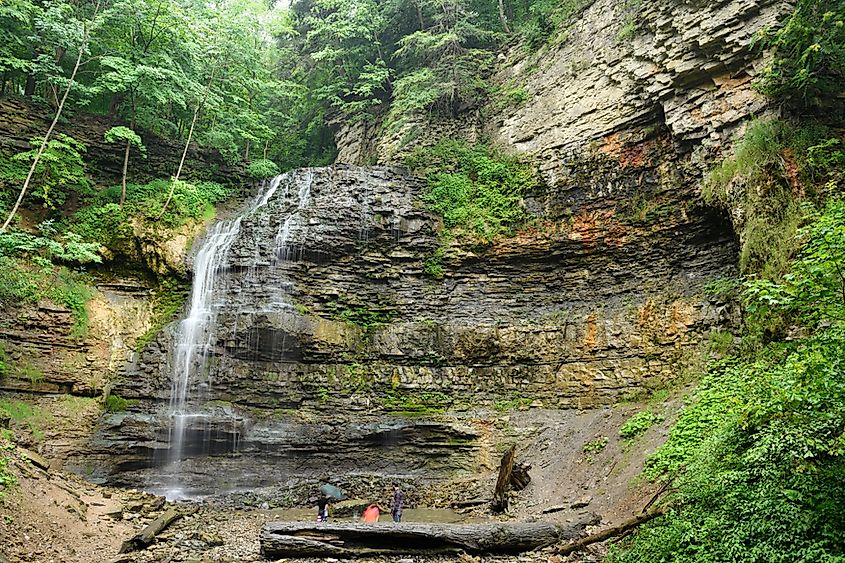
top-left (120, 506), bottom-right (197, 553)
top-left (261, 515), bottom-right (599, 558)
top-left (552, 508), bottom-right (667, 555)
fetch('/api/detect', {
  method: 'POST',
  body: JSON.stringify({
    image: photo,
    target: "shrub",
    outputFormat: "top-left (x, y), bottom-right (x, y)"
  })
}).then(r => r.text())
top-left (756, 0), bottom-right (845, 112)
top-left (405, 140), bottom-right (539, 243)
top-left (11, 134), bottom-right (91, 208)
top-left (619, 410), bottom-right (664, 440)
top-left (247, 159), bottom-right (281, 179)
top-left (104, 394), bottom-right (136, 413)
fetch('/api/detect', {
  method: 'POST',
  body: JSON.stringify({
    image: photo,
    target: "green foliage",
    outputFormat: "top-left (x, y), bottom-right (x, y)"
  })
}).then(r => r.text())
top-left (0, 342), bottom-right (7, 378)
top-left (616, 201), bottom-right (845, 562)
top-left (11, 134), bottom-right (91, 208)
top-left (511, 0), bottom-right (596, 49)
top-left (493, 395), bottom-right (533, 412)
top-left (583, 436), bottom-right (609, 454)
top-left (329, 299), bottom-right (394, 332)
top-left (422, 246), bottom-right (445, 279)
top-left (619, 410), bottom-right (664, 440)
top-left (703, 276), bottom-right (742, 300)
top-left (756, 0), bottom-right (845, 112)
top-left (707, 329), bottom-right (735, 355)
top-left (135, 277), bottom-right (189, 352)
top-left (0, 399), bottom-right (51, 442)
top-left (383, 389), bottom-right (450, 414)
top-left (406, 140), bottom-right (538, 243)
top-left (0, 454), bottom-right (15, 498)
top-left (104, 393), bottom-right (135, 413)
top-left (0, 227), bottom-right (101, 266)
top-left (247, 159), bottom-right (281, 180)
top-left (16, 361), bottom-right (44, 388)
top-left (103, 126), bottom-right (146, 155)
top-left (69, 178), bottom-right (232, 246)
top-left (0, 252), bottom-right (94, 337)
top-left (0, 256), bottom-right (40, 303)
top-left (48, 269), bottom-right (94, 338)
top-left (704, 118), bottom-right (843, 278)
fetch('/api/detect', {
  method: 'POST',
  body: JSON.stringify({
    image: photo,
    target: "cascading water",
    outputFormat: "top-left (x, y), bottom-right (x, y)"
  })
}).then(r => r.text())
top-left (163, 174), bottom-right (290, 496)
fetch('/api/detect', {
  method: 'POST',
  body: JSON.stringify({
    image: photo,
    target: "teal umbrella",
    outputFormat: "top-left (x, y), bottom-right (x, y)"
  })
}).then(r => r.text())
top-left (319, 483), bottom-right (346, 500)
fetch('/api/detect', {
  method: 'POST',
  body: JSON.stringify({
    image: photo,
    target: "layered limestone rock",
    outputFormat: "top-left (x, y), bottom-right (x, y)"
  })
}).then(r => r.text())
top-left (336, 0), bottom-right (792, 170)
top-left (0, 278), bottom-right (154, 396)
top-left (0, 98), bottom-right (245, 189)
top-left (88, 158), bottom-right (736, 486)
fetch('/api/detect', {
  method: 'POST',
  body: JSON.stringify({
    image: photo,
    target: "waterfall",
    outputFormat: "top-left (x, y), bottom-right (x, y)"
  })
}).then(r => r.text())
top-left (165, 174), bottom-right (286, 474)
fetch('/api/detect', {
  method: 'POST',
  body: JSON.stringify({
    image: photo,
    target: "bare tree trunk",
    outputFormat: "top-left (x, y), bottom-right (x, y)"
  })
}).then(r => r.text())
top-left (498, 0), bottom-right (511, 33)
top-left (2, 41), bottom-right (84, 231)
top-left (416, 1), bottom-right (425, 30)
top-left (24, 73), bottom-right (35, 97)
top-left (1, 2), bottom-right (99, 232)
top-left (553, 508), bottom-right (667, 555)
top-left (157, 64), bottom-right (218, 220)
top-left (119, 97), bottom-right (137, 209)
top-left (493, 445), bottom-right (516, 512)
top-left (261, 518), bottom-right (598, 559)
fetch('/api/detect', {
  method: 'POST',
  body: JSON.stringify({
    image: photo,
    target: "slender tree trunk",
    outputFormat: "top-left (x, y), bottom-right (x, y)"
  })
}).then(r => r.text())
top-left (157, 64), bottom-right (218, 220)
top-left (416, 1), bottom-right (424, 30)
top-left (24, 74), bottom-right (35, 97)
top-left (2, 40), bottom-right (85, 231)
top-left (120, 95), bottom-right (137, 209)
top-left (1, 1), bottom-right (100, 232)
top-left (244, 139), bottom-right (250, 161)
top-left (498, 0), bottom-right (511, 33)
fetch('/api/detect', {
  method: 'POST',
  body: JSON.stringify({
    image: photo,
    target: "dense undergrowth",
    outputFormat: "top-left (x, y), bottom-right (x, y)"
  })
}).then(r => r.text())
top-left (405, 139), bottom-right (538, 244)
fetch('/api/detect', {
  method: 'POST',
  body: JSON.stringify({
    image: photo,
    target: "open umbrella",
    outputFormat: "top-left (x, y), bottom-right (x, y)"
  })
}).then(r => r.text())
top-left (319, 483), bottom-right (346, 500)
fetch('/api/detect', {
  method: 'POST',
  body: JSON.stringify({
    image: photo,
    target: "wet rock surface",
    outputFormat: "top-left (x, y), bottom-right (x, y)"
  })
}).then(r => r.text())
top-left (80, 152), bottom-right (736, 490)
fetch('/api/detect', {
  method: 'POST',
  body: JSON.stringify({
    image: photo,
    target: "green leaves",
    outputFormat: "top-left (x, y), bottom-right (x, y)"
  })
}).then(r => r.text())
top-left (406, 140), bottom-right (537, 243)
top-left (11, 134), bottom-right (90, 209)
top-left (104, 126), bottom-right (146, 155)
top-left (756, 0), bottom-right (845, 111)
top-left (616, 201), bottom-right (845, 562)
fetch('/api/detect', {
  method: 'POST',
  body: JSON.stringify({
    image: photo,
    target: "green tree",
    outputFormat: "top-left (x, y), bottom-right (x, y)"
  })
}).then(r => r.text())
top-left (104, 126), bottom-right (146, 207)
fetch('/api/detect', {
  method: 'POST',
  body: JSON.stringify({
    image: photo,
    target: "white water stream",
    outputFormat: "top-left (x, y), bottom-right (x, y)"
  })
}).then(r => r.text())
top-left (165, 174), bottom-right (303, 481)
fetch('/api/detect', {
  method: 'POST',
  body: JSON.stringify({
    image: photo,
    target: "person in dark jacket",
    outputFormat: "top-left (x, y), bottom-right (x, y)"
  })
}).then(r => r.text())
top-left (391, 482), bottom-right (404, 523)
top-left (316, 495), bottom-right (329, 522)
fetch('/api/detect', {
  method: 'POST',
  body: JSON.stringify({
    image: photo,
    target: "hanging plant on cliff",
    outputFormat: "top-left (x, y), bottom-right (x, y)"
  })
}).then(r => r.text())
top-left (756, 0), bottom-right (845, 112)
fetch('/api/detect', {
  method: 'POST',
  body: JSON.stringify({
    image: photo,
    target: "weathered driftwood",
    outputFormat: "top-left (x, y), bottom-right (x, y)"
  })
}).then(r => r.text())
top-left (492, 445), bottom-right (516, 512)
top-left (552, 508), bottom-right (667, 555)
top-left (260, 516), bottom-right (598, 558)
top-left (511, 461), bottom-right (531, 491)
top-left (120, 506), bottom-right (196, 552)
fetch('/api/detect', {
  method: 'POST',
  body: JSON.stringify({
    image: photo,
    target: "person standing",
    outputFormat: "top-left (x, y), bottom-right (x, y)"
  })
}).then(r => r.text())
top-left (316, 495), bottom-right (329, 522)
top-left (390, 482), bottom-right (404, 523)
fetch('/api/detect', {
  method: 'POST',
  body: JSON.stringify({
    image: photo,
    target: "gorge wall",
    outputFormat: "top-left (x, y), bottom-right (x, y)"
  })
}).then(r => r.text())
top-left (75, 0), bottom-right (788, 494)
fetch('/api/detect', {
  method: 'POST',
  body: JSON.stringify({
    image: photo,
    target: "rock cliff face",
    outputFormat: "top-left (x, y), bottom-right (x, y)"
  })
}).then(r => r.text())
top-left (80, 0), bottom-right (788, 491)
top-left (88, 154), bottom-right (735, 490)
top-left (0, 278), bottom-right (154, 397)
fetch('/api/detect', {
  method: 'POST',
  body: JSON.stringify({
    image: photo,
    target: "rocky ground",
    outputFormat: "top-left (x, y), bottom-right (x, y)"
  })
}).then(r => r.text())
top-left (0, 396), bottom-right (674, 563)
